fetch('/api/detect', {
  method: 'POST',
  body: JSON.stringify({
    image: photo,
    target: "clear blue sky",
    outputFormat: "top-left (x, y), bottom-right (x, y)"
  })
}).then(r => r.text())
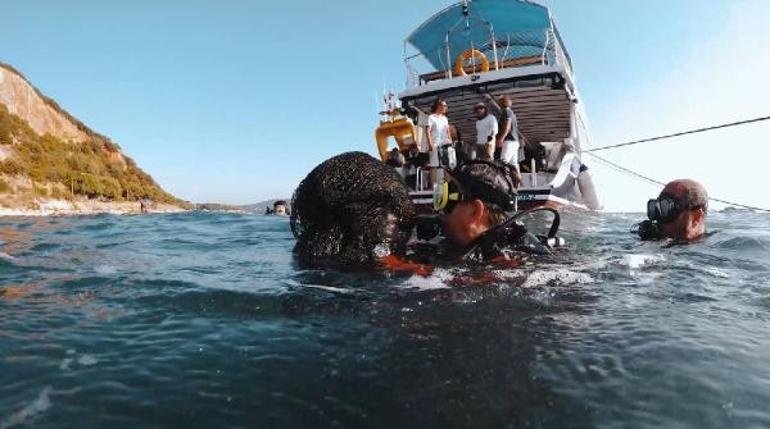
top-left (2, 0), bottom-right (769, 210)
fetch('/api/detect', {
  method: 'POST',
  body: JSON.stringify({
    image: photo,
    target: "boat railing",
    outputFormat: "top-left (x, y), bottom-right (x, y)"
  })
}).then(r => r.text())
top-left (404, 28), bottom-right (573, 88)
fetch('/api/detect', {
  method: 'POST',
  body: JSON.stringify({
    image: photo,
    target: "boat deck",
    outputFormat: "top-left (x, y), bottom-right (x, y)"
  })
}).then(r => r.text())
top-left (402, 74), bottom-right (574, 146)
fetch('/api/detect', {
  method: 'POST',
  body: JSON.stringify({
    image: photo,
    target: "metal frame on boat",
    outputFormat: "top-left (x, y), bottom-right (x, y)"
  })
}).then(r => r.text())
top-left (375, 0), bottom-right (601, 211)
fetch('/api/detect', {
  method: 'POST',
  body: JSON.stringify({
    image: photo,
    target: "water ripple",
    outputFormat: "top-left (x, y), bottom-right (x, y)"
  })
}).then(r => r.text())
top-left (1, 211), bottom-right (770, 427)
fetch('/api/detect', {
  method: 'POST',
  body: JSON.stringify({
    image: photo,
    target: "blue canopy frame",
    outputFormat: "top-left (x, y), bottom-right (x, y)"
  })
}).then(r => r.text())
top-left (406, 0), bottom-right (571, 72)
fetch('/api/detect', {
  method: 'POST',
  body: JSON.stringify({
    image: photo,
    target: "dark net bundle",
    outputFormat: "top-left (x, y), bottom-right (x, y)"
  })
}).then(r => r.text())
top-left (291, 151), bottom-right (416, 270)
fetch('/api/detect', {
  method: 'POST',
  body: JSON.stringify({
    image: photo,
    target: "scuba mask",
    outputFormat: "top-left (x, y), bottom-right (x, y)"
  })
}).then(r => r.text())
top-left (433, 160), bottom-right (517, 213)
top-left (635, 192), bottom-right (703, 241)
top-left (633, 193), bottom-right (683, 241)
top-left (647, 193), bottom-right (686, 224)
top-left (433, 177), bottom-right (465, 213)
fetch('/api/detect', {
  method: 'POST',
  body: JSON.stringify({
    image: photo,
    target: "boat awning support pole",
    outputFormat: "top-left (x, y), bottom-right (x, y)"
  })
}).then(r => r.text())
top-left (490, 24), bottom-right (499, 70)
top-left (445, 32), bottom-right (452, 78)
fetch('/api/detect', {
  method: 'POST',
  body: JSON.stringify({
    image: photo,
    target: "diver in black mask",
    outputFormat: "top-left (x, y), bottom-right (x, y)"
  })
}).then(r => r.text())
top-left (633, 179), bottom-right (708, 242)
top-left (416, 160), bottom-right (564, 263)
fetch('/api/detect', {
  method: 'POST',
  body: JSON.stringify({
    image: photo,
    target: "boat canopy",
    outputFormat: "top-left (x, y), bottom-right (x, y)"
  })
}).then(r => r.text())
top-left (406, 0), bottom-right (567, 71)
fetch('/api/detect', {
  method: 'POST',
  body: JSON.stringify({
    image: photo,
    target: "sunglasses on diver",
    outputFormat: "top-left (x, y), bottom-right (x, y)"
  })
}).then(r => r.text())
top-left (647, 193), bottom-right (686, 224)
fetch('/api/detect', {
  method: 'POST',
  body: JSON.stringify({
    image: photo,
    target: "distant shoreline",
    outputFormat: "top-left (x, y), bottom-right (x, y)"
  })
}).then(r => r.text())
top-left (0, 199), bottom-right (187, 217)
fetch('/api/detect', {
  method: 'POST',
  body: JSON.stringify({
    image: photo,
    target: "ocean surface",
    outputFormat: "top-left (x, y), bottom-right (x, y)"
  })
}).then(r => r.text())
top-left (1, 211), bottom-right (769, 428)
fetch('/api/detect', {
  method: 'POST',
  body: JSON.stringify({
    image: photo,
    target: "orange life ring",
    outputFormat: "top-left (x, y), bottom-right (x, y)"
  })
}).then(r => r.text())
top-left (454, 49), bottom-right (490, 76)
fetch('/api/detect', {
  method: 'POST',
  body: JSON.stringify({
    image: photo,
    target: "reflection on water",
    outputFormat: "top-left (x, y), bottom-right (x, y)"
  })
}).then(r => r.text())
top-left (1, 211), bottom-right (770, 428)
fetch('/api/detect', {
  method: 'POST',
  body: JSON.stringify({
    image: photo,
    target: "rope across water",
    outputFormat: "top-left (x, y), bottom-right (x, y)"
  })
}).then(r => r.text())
top-left (580, 113), bottom-right (770, 211)
top-left (586, 152), bottom-right (770, 212)
top-left (587, 115), bottom-right (770, 153)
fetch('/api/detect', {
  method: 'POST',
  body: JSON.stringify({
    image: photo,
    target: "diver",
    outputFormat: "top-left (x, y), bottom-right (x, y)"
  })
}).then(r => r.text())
top-left (633, 179), bottom-right (708, 242)
top-left (291, 151), bottom-right (416, 271)
top-left (290, 152), bottom-right (563, 273)
top-left (418, 159), bottom-right (562, 264)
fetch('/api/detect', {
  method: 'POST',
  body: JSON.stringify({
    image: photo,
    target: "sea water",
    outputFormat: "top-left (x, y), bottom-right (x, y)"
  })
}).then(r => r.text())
top-left (1, 211), bottom-right (769, 428)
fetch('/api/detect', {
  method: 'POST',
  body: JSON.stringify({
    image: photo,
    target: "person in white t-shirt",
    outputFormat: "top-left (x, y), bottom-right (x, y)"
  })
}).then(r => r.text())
top-left (425, 98), bottom-right (450, 188)
top-left (472, 102), bottom-right (498, 161)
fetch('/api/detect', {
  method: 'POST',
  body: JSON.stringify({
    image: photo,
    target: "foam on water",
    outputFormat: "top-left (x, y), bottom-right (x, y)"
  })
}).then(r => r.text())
top-left (621, 253), bottom-right (666, 270)
top-left (0, 251), bottom-right (17, 263)
top-left (401, 268), bottom-right (453, 291)
top-left (519, 268), bottom-right (595, 289)
top-left (1, 387), bottom-right (52, 429)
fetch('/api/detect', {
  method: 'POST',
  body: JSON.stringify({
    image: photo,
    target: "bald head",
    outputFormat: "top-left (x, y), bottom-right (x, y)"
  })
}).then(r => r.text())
top-left (661, 179), bottom-right (709, 213)
top-left (656, 179), bottom-right (708, 241)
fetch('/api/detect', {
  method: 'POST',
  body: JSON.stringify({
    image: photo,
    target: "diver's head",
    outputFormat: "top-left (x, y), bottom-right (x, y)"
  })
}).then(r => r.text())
top-left (646, 179), bottom-right (708, 241)
top-left (473, 102), bottom-right (488, 120)
top-left (291, 151), bottom-right (415, 270)
top-left (436, 160), bottom-right (517, 247)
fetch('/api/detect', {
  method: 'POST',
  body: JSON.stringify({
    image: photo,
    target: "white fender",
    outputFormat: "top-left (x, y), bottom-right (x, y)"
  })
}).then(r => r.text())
top-left (577, 165), bottom-right (602, 210)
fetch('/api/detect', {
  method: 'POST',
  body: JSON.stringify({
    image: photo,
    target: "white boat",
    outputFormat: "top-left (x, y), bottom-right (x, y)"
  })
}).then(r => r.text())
top-left (374, 0), bottom-right (601, 211)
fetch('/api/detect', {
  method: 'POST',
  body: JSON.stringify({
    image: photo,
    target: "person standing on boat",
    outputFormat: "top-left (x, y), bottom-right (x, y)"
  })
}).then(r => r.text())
top-left (425, 99), bottom-right (451, 189)
top-left (496, 96), bottom-right (522, 186)
top-left (472, 102), bottom-right (498, 161)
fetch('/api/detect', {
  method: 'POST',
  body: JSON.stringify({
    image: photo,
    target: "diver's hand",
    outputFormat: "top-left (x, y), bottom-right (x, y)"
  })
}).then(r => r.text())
top-left (379, 255), bottom-right (433, 277)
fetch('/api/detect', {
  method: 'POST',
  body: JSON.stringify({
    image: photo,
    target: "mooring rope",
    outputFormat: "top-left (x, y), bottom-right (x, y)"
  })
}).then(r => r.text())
top-left (586, 152), bottom-right (770, 212)
top-left (587, 115), bottom-right (770, 153)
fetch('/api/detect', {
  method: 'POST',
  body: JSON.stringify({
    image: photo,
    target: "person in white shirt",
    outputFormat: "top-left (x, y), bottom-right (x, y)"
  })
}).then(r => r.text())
top-left (472, 102), bottom-right (498, 161)
top-left (425, 98), bottom-right (450, 188)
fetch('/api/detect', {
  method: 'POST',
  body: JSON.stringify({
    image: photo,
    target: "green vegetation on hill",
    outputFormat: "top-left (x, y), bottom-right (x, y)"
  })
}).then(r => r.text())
top-left (0, 103), bottom-right (180, 204)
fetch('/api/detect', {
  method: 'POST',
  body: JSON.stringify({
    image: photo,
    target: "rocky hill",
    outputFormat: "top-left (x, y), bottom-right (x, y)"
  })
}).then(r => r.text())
top-left (0, 63), bottom-right (184, 212)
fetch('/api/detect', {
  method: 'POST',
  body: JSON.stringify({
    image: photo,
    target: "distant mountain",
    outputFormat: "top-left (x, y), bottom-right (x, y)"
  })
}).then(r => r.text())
top-left (241, 198), bottom-right (291, 214)
top-left (0, 62), bottom-right (185, 210)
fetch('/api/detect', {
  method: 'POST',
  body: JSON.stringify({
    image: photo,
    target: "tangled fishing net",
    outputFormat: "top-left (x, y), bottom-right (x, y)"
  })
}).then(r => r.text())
top-left (291, 152), bottom-right (416, 270)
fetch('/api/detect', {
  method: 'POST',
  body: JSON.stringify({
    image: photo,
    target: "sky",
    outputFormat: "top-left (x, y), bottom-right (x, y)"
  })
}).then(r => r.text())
top-left (1, 0), bottom-right (769, 211)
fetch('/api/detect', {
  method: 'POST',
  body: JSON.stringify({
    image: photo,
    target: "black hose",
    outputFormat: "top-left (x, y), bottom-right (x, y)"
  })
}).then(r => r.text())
top-left (460, 207), bottom-right (561, 259)
top-left (509, 206), bottom-right (561, 239)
